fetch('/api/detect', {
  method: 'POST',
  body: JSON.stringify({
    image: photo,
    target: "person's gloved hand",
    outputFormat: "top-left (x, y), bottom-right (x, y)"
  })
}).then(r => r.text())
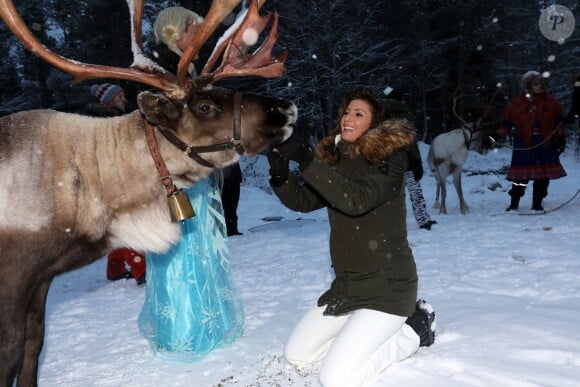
top-left (293, 142), bottom-right (315, 171)
top-left (274, 136), bottom-right (314, 171)
top-left (274, 135), bottom-right (301, 159)
top-left (267, 148), bottom-right (290, 186)
top-left (553, 136), bottom-right (566, 156)
top-left (411, 160), bottom-right (424, 181)
top-left (482, 132), bottom-right (502, 150)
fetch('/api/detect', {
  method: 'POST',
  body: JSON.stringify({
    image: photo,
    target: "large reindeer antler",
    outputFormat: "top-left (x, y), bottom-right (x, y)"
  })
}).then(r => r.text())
top-left (177, 0), bottom-right (287, 86)
top-left (453, 84), bottom-right (502, 131)
top-left (197, 0), bottom-right (287, 83)
top-left (452, 86), bottom-right (470, 126)
top-left (0, 0), bottom-right (287, 100)
top-left (176, 0), bottom-right (241, 86)
top-left (0, 0), bottom-right (180, 94)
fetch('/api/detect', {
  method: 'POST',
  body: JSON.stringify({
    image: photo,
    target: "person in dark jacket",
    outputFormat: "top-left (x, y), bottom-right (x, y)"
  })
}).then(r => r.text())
top-left (384, 87), bottom-right (436, 230)
top-left (487, 71), bottom-right (567, 211)
top-left (267, 87), bottom-right (435, 387)
top-left (221, 163), bottom-right (243, 236)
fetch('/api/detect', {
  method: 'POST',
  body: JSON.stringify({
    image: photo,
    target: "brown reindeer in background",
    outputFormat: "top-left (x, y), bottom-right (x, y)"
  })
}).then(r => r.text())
top-left (0, 1), bottom-right (296, 385)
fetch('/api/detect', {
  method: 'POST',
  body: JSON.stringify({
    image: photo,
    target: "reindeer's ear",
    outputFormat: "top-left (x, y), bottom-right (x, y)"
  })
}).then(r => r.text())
top-left (137, 91), bottom-right (182, 129)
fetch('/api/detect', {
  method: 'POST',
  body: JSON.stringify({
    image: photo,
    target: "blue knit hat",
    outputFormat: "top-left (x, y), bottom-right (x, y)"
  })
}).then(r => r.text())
top-left (90, 83), bottom-right (124, 106)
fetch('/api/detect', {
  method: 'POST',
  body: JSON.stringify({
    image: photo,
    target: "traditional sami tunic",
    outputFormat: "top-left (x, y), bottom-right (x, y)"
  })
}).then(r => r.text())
top-left (499, 93), bottom-right (566, 181)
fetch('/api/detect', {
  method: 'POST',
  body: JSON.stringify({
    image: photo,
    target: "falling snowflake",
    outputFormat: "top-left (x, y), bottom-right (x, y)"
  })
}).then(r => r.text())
top-left (242, 28), bottom-right (259, 46)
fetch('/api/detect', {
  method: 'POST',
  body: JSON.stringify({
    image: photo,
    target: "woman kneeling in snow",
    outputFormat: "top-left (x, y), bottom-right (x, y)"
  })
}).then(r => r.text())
top-left (267, 87), bottom-right (436, 387)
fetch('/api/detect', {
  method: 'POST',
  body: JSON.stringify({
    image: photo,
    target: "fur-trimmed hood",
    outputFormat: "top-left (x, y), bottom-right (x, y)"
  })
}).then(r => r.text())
top-left (316, 119), bottom-right (416, 165)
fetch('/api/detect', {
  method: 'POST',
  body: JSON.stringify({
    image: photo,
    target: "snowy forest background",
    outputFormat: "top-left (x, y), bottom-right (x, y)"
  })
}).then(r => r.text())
top-left (0, 0), bottom-right (579, 143)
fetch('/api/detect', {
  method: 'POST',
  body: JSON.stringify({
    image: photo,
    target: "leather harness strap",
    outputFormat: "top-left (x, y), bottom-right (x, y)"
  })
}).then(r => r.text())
top-left (155, 126), bottom-right (217, 168)
top-left (233, 91), bottom-right (243, 152)
top-left (460, 125), bottom-right (473, 147)
top-left (143, 91), bottom-right (244, 193)
top-left (144, 120), bottom-right (177, 197)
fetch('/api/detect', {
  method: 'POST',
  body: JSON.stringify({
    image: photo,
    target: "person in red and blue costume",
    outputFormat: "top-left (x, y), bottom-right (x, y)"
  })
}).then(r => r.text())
top-left (486, 71), bottom-right (567, 212)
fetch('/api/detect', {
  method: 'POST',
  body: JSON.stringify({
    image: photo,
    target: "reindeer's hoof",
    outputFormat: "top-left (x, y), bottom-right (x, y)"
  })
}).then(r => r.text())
top-left (460, 206), bottom-right (470, 215)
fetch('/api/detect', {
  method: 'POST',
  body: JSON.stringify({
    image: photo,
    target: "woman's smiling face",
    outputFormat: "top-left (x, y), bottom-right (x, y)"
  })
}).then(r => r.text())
top-left (340, 99), bottom-right (374, 143)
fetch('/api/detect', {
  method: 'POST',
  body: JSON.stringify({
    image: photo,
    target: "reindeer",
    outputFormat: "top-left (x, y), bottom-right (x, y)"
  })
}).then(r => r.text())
top-left (427, 90), bottom-right (484, 215)
top-left (0, 1), bottom-right (296, 385)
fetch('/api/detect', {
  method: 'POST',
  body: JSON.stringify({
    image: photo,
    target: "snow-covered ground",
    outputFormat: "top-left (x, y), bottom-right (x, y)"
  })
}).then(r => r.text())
top-left (39, 142), bottom-right (580, 386)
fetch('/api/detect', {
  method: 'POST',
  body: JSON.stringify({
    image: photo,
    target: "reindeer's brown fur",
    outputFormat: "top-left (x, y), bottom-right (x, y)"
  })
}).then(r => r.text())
top-left (0, 88), bottom-right (295, 386)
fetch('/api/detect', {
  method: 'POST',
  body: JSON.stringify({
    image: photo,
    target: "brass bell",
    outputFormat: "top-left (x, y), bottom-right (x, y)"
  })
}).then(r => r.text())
top-left (167, 190), bottom-right (195, 222)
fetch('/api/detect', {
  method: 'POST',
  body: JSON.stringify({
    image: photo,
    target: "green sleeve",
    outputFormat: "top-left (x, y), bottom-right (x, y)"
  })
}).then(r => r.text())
top-left (271, 174), bottom-right (327, 213)
top-left (301, 150), bottom-right (407, 215)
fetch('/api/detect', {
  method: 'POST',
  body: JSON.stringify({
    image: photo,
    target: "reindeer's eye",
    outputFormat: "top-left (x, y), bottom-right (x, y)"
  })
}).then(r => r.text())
top-left (191, 100), bottom-right (221, 117)
top-left (199, 103), bottom-right (212, 114)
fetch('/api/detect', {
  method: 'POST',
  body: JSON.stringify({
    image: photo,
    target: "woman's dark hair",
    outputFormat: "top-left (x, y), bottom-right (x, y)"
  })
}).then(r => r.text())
top-left (333, 87), bottom-right (384, 134)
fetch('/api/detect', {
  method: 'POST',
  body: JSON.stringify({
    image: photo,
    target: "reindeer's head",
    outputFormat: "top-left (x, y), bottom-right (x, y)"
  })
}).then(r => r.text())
top-left (452, 88), bottom-right (490, 155)
top-left (0, 0), bottom-right (295, 165)
top-left (464, 124), bottom-right (485, 153)
top-left (138, 87), bottom-right (295, 167)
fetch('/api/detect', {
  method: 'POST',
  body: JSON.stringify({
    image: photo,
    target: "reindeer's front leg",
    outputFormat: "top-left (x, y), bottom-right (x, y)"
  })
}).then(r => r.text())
top-left (433, 177), bottom-right (441, 211)
top-left (0, 277), bottom-right (30, 387)
top-left (439, 185), bottom-right (448, 214)
top-left (453, 169), bottom-right (469, 215)
top-left (438, 167), bottom-right (448, 215)
top-left (431, 167), bottom-right (442, 211)
top-left (17, 280), bottom-right (51, 387)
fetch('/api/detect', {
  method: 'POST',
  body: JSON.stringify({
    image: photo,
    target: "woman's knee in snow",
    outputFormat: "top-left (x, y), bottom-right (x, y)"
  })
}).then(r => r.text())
top-left (318, 361), bottom-right (351, 387)
top-left (284, 345), bottom-right (316, 367)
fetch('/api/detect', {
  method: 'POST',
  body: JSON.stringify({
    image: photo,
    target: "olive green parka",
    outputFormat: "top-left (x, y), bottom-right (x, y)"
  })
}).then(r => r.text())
top-left (272, 120), bottom-right (418, 317)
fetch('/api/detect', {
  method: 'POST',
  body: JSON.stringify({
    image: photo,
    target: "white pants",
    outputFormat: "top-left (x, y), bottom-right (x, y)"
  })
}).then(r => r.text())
top-left (284, 305), bottom-right (420, 387)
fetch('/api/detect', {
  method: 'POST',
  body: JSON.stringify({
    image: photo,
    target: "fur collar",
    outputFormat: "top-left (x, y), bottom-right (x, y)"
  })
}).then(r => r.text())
top-left (316, 119), bottom-right (416, 165)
